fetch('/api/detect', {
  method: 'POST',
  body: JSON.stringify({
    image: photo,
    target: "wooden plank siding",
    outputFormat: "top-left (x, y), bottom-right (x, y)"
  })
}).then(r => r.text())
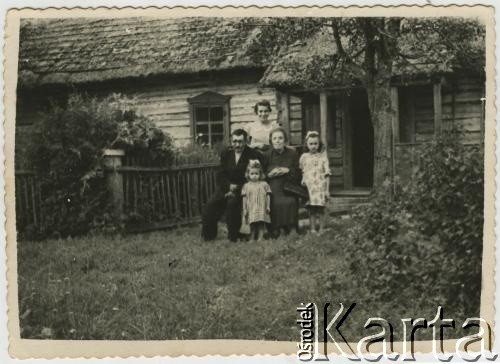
top-left (398, 84), bottom-right (435, 143)
top-left (396, 77), bottom-right (484, 146)
top-left (395, 77), bottom-right (485, 183)
top-left (296, 78), bottom-right (485, 190)
top-left (441, 77), bottom-right (484, 144)
top-left (289, 95), bottom-right (303, 146)
top-left (130, 83), bottom-right (278, 145)
top-left (14, 74), bottom-right (484, 200)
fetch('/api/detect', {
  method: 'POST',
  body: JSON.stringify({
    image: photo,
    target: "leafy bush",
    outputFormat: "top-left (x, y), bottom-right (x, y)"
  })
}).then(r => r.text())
top-left (346, 133), bottom-right (483, 314)
top-left (26, 93), bottom-right (174, 239)
top-left (407, 134), bottom-right (483, 311)
top-left (173, 142), bottom-right (220, 166)
top-left (114, 110), bottom-right (175, 166)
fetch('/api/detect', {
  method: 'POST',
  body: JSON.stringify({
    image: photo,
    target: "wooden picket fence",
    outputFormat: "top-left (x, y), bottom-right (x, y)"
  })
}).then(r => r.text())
top-left (14, 162), bottom-right (219, 234)
top-left (120, 163), bottom-right (218, 232)
top-left (15, 170), bottom-right (42, 231)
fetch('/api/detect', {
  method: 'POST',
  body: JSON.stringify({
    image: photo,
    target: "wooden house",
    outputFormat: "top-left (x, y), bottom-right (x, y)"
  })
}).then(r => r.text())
top-left (17, 17), bottom-right (485, 201)
top-left (16, 17), bottom-right (278, 164)
top-left (260, 28), bottom-right (485, 192)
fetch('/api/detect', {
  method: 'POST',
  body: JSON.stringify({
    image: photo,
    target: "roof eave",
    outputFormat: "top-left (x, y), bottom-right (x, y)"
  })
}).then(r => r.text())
top-left (18, 64), bottom-right (268, 89)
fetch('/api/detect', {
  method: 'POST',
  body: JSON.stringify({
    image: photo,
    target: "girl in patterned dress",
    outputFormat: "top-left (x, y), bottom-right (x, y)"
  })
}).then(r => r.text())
top-left (299, 131), bottom-right (331, 234)
top-left (240, 160), bottom-right (272, 241)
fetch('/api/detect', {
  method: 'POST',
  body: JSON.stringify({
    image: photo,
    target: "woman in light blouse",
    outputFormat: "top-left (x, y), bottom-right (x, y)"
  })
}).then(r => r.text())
top-left (246, 100), bottom-right (278, 152)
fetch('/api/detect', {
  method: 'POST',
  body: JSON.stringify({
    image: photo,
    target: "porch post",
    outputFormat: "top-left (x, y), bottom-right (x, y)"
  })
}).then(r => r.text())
top-left (278, 91), bottom-right (290, 137)
top-left (433, 79), bottom-right (443, 135)
top-left (342, 92), bottom-right (353, 189)
top-left (320, 92), bottom-right (328, 148)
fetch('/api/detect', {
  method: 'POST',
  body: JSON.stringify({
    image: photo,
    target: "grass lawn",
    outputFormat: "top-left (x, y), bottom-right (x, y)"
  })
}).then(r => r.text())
top-left (18, 217), bottom-right (475, 341)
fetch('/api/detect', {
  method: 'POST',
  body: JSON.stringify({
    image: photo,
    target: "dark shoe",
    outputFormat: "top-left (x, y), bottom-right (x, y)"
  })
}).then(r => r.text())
top-left (201, 230), bottom-right (216, 241)
top-left (201, 227), bottom-right (217, 241)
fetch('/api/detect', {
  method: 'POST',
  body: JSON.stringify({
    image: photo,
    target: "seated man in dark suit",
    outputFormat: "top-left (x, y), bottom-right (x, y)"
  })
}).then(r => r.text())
top-left (201, 128), bottom-right (264, 242)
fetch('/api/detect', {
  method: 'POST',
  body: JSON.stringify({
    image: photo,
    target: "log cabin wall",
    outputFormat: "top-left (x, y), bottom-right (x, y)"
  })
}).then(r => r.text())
top-left (442, 77), bottom-right (485, 144)
top-left (282, 75), bottom-right (484, 191)
top-left (15, 74), bottom-right (278, 168)
top-left (394, 76), bottom-right (485, 183)
top-left (398, 84), bottom-right (435, 143)
top-left (15, 74), bottom-right (484, 187)
top-left (288, 95), bottom-right (303, 146)
top-left (129, 82), bottom-right (277, 146)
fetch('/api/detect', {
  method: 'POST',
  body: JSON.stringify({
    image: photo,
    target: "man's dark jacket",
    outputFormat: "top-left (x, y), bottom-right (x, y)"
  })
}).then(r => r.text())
top-left (216, 146), bottom-right (265, 195)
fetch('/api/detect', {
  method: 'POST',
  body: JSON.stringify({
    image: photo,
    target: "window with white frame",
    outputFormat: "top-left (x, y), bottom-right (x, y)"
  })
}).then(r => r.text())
top-left (188, 91), bottom-right (231, 146)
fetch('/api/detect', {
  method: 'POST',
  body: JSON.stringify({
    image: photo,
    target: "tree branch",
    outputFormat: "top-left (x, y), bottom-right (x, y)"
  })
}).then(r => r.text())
top-left (398, 51), bottom-right (421, 60)
top-left (331, 19), bottom-right (347, 58)
top-left (358, 18), bottom-right (376, 74)
top-left (381, 18), bottom-right (401, 60)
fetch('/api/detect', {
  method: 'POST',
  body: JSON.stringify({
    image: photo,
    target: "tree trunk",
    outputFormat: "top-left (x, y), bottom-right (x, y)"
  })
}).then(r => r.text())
top-left (360, 18), bottom-right (400, 195)
top-left (365, 73), bottom-right (393, 193)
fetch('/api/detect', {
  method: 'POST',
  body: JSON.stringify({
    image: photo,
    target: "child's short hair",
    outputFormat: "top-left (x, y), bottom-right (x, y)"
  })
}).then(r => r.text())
top-left (245, 159), bottom-right (265, 181)
top-left (303, 131), bottom-right (325, 152)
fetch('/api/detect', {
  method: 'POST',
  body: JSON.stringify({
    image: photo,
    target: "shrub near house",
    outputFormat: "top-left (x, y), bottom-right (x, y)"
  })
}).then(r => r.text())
top-left (25, 93), bottom-right (174, 239)
top-left (345, 133), bottom-right (483, 316)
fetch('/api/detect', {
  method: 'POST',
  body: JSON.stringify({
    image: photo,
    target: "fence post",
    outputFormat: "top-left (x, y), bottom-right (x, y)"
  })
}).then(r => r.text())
top-left (103, 149), bottom-right (125, 223)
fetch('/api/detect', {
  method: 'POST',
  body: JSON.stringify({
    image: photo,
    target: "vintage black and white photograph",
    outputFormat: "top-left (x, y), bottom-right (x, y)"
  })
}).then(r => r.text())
top-left (6, 5), bottom-right (494, 358)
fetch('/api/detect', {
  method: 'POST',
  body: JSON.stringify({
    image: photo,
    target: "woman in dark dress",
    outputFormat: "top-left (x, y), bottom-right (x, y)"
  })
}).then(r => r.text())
top-left (265, 127), bottom-right (300, 237)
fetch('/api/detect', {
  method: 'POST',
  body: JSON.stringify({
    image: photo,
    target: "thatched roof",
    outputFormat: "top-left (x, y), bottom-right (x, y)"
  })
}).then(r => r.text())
top-left (19, 17), bottom-right (484, 89)
top-left (260, 27), bottom-right (458, 88)
top-left (18, 17), bottom-right (266, 87)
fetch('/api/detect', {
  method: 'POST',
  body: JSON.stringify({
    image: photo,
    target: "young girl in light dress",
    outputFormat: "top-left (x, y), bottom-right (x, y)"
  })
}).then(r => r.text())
top-left (240, 160), bottom-right (272, 241)
top-left (299, 131), bottom-right (331, 234)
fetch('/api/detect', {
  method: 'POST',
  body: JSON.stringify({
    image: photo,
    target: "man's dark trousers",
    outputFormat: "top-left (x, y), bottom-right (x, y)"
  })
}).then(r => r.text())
top-left (201, 145), bottom-right (264, 241)
top-left (201, 192), bottom-right (242, 241)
